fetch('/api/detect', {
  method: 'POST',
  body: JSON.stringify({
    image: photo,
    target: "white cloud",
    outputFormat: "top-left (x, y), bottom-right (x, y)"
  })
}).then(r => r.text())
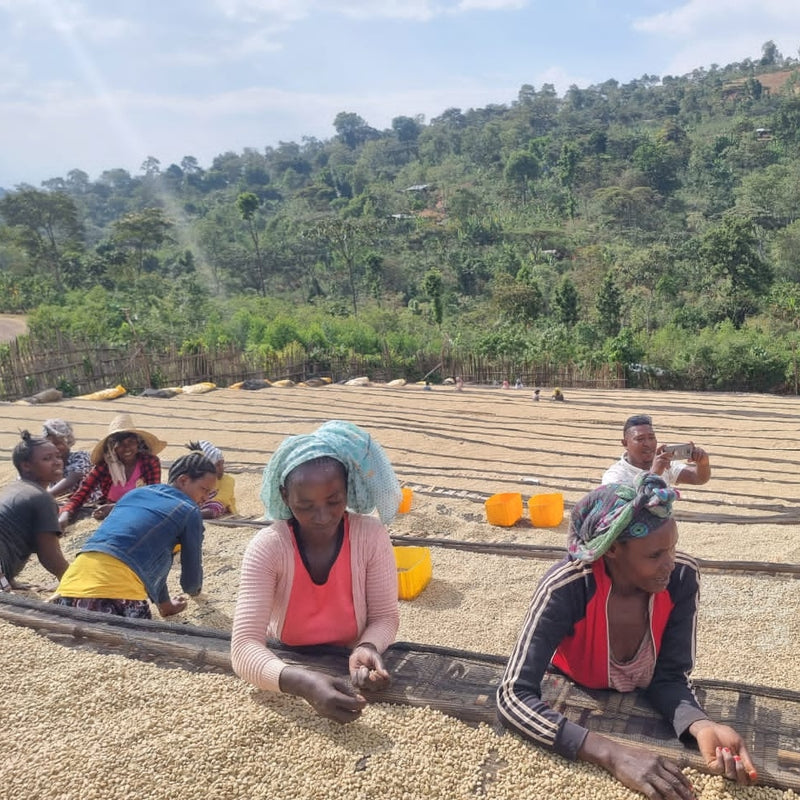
top-left (0, 78), bottom-right (525, 184)
top-left (535, 65), bottom-right (592, 95)
top-left (205, 0), bottom-right (530, 55)
top-left (213, 0), bottom-right (311, 24)
top-left (1, 80), bottom-right (515, 122)
top-left (457, 0), bottom-right (527, 10)
top-left (0, 54), bottom-right (29, 96)
top-left (0, 0), bottom-right (134, 42)
top-left (47, 1), bottom-right (135, 41)
top-left (213, 0), bottom-right (528, 23)
top-left (633, 0), bottom-right (800, 77)
top-left (634, 0), bottom-right (796, 38)
top-left (333, 1), bottom-right (440, 21)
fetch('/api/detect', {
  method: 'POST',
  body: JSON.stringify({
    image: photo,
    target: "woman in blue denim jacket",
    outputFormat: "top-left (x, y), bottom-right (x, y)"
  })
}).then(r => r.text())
top-left (53, 453), bottom-right (218, 618)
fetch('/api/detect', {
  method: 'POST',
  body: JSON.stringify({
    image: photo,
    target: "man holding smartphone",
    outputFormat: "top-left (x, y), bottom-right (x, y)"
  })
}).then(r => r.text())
top-left (601, 414), bottom-right (711, 487)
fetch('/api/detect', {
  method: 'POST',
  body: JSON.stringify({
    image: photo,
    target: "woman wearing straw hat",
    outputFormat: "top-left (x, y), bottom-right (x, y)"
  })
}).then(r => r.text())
top-left (59, 414), bottom-right (166, 529)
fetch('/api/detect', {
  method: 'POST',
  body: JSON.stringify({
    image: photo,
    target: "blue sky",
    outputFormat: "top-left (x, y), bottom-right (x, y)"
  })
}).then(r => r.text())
top-left (1, 0), bottom-right (798, 188)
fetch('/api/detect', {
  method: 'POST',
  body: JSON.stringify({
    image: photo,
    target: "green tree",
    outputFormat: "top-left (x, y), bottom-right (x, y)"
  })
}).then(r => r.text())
top-left (391, 115), bottom-right (422, 144)
top-left (592, 186), bottom-right (662, 230)
top-left (111, 208), bottom-right (173, 278)
top-left (504, 151), bottom-right (540, 203)
top-left (760, 40), bottom-right (781, 66)
top-left (333, 112), bottom-right (377, 149)
top-left (422, 269), bottom-right (444, 326)
top-left (0, 188), bottom-right (84, 290)
top-left (605, 326), bottom-right (644, 371)
top-left (313, 217), bottom-right (376, 316)
top-left (735, 163), bottom-right (800, 229)
top-left (236, 192), bottom-right (268, 296)
top-left (557, 142), bottom-right (581, 218)
top-left (772, 96), bottom-right (800, 145)
top-left (596, 271), bottom-right (622, 337)
top-left (700, 215), bottom-right (773, 328)
top-left (140, 156), bottom-right (161, 176)
top-left (768, 280), bottom-right (800, 393)
top-left (492, 274), bottom-right (543, 325)
top-left (554, 276), bottom-right (580, 326)
top-left (772, 219), bottom-right (800, 282)
top-left (364, 251), bottom-right (384, 304)
top-left (632, 135), bottom-right (680, 194)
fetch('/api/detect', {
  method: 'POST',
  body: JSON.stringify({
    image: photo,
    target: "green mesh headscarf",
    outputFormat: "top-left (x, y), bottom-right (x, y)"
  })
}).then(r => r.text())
top-left (261, 420), bottom-right (401, 525)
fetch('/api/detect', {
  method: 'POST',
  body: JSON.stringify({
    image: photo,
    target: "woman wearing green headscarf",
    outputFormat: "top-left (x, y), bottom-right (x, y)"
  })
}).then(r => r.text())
top-left (231, 420), bottom-right (401, 724)
top-left (498, 474), bottom-right (756, 799)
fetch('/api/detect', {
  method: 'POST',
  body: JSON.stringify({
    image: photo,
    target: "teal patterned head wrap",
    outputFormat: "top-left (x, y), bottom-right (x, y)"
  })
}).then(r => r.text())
top-left (567, 473), bottom-right (678, 563)
top-left (261, 420), bottom-right (401, 524)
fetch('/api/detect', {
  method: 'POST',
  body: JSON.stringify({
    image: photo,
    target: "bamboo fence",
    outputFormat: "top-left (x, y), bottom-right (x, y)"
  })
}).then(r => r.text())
top-left (0, 333), bottom-right (624, 401)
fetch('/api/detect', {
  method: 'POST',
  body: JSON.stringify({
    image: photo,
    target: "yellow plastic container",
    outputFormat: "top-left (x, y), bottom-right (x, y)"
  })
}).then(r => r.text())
top-left (398, 487), bottom-right (413, 514)
top-left (484, 492), bottom-right (523, 527)
top-left (394, 546), bottom-right (432, 600)
top-left (528, 492), bottom-right (564, 527)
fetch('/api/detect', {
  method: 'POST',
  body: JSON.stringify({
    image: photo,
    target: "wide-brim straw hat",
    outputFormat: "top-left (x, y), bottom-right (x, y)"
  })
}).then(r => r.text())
top-left (90, 413), bottom-right (167, 464)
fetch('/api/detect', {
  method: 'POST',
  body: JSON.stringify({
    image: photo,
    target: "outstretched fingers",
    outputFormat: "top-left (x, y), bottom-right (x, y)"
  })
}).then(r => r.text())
top-left (646, 759), bottom-right (695, 800)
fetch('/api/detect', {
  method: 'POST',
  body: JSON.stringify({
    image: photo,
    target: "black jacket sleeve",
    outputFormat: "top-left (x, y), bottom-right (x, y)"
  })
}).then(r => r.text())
top-left (496, 559), bottom-right (593, 759)
top-left (644, 553), bottom-right (708, 738)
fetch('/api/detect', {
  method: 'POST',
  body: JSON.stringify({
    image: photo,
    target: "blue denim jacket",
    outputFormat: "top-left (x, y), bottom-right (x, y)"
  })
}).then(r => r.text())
top-left (80, 484), bottom-right (204, 604)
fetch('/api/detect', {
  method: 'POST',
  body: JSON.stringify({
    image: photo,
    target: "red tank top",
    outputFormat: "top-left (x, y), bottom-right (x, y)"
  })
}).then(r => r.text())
top-left (280, 519), bottom-right (358, 647)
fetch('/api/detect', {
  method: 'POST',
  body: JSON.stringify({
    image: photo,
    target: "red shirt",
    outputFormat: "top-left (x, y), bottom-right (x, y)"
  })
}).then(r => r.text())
top-left (280, 520), bottom-right (358, 648)
top-left (551, 557), bottom-right (674, 689)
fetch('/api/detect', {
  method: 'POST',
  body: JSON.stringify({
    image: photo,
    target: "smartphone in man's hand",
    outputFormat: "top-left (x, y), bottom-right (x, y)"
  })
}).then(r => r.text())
top-left (663, 443), bottom-right (693, 459)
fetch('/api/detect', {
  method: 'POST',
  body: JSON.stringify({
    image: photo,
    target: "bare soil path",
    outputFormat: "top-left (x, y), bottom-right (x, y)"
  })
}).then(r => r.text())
top-left (0, 313), bottom-right (27, 342)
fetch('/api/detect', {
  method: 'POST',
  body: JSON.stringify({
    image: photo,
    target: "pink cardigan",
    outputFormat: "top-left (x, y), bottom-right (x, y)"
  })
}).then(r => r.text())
top-left (231, 513), bottom-right (400, 693)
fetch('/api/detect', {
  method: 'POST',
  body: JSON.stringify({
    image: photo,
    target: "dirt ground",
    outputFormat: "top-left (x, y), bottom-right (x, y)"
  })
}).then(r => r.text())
top-left (0, 313), bottom-right (27, 342)
top-left (2, 382), bottom-right (799, 688)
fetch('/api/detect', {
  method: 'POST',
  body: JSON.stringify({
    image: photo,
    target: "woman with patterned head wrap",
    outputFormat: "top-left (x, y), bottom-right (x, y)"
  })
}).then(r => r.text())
top-left (186, 440), bottom-right (237, 518)
top-left (41, 419), bottom-right (92, 500)
top-left (498, 474), bottom-right (756, 798)
top-left (231, 420), bottom-right (401, 724)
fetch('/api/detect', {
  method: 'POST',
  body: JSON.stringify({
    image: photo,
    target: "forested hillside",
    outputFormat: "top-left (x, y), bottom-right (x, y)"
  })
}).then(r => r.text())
top-left (3, 42), bottom-right (800, 392)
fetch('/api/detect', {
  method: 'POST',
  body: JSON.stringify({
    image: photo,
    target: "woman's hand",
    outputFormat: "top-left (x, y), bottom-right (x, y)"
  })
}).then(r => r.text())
top-left (280, 666), bottom-right (367, 724)
top-left (581, 732), bottom-right (696, 800)
top-left (92, 503), bottom-right (115, 521)
top-left (349, 643), bottom-right (391, 691)
top-left (689, 720), bottom-right (757, 784)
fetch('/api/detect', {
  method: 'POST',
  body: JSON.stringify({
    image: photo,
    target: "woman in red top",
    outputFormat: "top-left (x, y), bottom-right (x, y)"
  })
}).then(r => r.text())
top-left (231, 420), bottom-right (401, 724)
top-left (498, 474), bottom-right (755, 799)
top-left (59, 413), bottom-right (166, 528)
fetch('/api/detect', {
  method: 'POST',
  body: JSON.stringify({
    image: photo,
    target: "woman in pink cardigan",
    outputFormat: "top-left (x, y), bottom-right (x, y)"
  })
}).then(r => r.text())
top-left (231, 420), bottom-right (401, 723)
